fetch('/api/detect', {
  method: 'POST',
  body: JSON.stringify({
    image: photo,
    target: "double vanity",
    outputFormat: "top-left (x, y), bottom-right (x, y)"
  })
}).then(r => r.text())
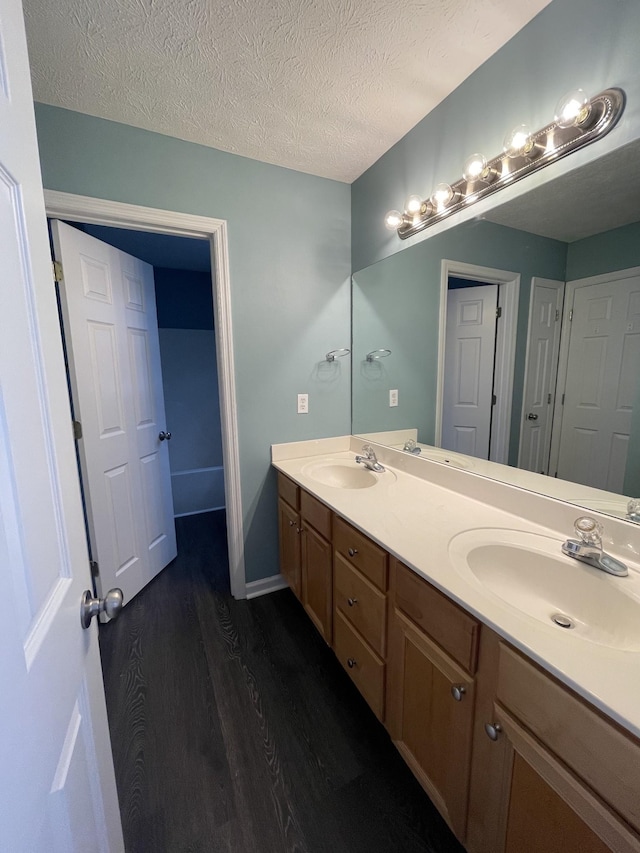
top-left (272, 436), bottom-right (640, 852)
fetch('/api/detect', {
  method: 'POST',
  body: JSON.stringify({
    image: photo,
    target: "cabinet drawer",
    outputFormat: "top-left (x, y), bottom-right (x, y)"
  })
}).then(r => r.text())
top-left (496, 643), bottom-right (640, 835)
top-left (334, 553), bottom-right (386, 657)
top-left (333, 516), bottom-right (388, 591)
top-left (300, 489), bottom-right (332, 539)
top-left (393, 559), bottom-right (479, 675)
top-left (278, 472), bottom-right (299, 510)
top-left (334, 609), bottom-right (385, 721)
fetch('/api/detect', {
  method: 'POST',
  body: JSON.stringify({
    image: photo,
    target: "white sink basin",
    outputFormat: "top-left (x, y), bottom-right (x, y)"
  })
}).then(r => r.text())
top-left (420, 447), bottom-right (475, 469)
top-left (301, 458), bottom-right (387, 489)
top-left (448, 528), bottom-right (640, 650)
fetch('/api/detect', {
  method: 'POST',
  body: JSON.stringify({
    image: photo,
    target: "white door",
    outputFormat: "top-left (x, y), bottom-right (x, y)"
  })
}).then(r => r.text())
top-left (556, 273), bottom-right (640, 491)
top-left (0, 0), bottom-right (123, 849)
top-left (519, 278), bottom-right (564, 474)
top-left (51, 222), bottom-right (177, 606)
top-left (442, 284), bottom-right (498, 458)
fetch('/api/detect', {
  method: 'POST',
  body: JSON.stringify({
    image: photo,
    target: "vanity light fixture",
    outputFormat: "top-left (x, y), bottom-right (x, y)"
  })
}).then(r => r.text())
top-left (325, 348), bottom-right (350, 362)
top-left (385, 86), bottom-right (625, 240)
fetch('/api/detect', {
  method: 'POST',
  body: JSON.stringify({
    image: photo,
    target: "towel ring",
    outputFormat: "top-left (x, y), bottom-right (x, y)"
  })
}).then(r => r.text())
top-left (326, 348), bottom-right (351, 362)
top-left (366, 349), bottom-right (392, 362)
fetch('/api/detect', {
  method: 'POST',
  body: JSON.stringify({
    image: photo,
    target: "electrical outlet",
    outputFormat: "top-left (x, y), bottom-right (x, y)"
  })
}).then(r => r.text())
top-left (389, 389), bottom-right (398, 407)
top-left (297, 393), bottom-right (309, 414)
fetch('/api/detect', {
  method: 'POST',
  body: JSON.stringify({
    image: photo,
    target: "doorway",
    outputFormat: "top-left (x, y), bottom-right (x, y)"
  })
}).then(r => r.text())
top-left (44, 190), bottom-right (246, 599)
top-left (436, 260), bottom-right (520, 464)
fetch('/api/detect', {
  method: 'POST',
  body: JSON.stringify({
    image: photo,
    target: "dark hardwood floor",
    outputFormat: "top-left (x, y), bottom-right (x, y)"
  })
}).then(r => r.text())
top-left (99, 511), bottom-right (465, 853)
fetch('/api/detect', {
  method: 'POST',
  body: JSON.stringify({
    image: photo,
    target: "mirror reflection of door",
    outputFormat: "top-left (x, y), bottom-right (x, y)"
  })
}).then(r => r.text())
top-left (442, 278), bottom-right (499, 460)
top-left (554, 269), bottom-right (640, 493)
top-left (519, 278), bottom-right (565, 475)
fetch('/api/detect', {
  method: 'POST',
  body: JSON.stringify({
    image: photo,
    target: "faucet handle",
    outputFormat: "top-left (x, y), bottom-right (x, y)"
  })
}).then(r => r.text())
top-left (627, 499), bottom-right (640, 523)
top-left (574, 516), bottom-right (603, 548)
top-left (361, 443), bottom-right (375, 458)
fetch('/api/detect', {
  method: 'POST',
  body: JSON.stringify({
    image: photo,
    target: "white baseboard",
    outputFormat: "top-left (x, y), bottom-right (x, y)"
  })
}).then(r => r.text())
top-left (245, 574), bottom-right (288, 599)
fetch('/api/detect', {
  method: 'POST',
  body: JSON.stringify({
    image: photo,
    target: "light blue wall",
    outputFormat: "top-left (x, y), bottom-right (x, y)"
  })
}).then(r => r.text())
top-left (35, 105), bottom-right (351, 584)
top-left (352, 0), bottom-right (640, 273)
top-left (352, 219), bottom-right (567, 462)
top-left (566, 221), bottom-right (640, 282)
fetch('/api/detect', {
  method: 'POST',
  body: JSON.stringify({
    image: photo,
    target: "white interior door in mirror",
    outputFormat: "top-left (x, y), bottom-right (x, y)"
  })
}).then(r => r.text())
top-left (52, 221), bottom-right (177, 606)
top-left (556, 271), bottom-right (640, 492)
top-left (519, 278), bottom-right (564, 474)
top-left (442, 284), bottom-right (498, 459)
top-left (0, 0), bottom-right (123, 848)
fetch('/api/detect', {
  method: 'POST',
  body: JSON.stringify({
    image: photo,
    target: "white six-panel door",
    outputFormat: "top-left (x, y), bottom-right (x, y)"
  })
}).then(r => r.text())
top-left (0, 0), bottom-right (123, 849)
top-left (442, 284), bottom-right (498, 459)
top-left (52, 222), bottom-right (177, 606)
top-left (519, 278), bottom-right (564, 474)
top-left (556, 271), bottom-right (640, 491)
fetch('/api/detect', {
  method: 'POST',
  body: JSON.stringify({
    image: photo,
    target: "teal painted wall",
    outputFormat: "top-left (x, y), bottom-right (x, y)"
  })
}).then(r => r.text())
top-left (35, 104), bottom-right (351, 584)
top-left (566, 221), bottom-right (640, 282)
top-left (352, 219), bottom-right (567, 462)
top-left (352, 0), bottom-right (640, 273)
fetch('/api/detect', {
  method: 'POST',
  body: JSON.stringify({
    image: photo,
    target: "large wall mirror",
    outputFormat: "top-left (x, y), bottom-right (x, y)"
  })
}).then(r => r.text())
top-left (352, 137), bottom-right (640, 523)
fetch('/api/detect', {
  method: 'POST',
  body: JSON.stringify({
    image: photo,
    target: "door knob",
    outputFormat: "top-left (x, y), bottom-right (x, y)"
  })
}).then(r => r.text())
top-left (159, 430), bottom-right (172, 441)
top-left (81, 588), bottom-right (124, 629)
top-left (527, 413), bottom-right (539, 421)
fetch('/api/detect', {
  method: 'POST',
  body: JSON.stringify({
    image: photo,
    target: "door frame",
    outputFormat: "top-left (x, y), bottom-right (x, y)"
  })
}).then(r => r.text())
top-left (548, 264), bottom-right (640, 480)
top-left (436, 259), bottom-right (520, 464)
top-left (44, 190), bottom-right (247, 599)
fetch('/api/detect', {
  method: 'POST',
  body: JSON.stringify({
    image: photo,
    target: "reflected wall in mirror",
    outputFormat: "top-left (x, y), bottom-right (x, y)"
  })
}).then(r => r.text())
top-left (352, 138), bottom-right (640, 522)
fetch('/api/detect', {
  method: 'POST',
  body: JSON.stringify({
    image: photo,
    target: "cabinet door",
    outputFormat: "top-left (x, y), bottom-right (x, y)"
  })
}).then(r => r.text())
top-left (479, 706), bottom-right (639, 853)
top-left (386, 608), bottom-right (475, 842)
top-left (301, 523), bottom-right (332, 643)
top-left (278, 497), bottom-right (301, 598)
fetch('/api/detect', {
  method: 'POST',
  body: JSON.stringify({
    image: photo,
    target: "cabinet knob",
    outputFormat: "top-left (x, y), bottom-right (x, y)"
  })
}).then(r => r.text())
top-left (451, 684), bottom-right (466, 702)
top-left (347, 657), bottom-right (357, 668)
top-left (347, 597), bottom-right (358, 607)
top-left (485, 722), bottom-right (503, 741)
top-left (296, 526), bottom-right (302, 534)
top-left (289, 520), bottom-right (295, 527)
top-left (348, 547), bottom-right (358, 557)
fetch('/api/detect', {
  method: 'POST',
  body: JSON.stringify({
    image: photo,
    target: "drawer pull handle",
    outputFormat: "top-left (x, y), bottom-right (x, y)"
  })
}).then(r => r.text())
top-left (347, 597), bottom-right (358, 607)
top-left (347, 657), bottom-right (357, 668)
top-left (485, 722), bottom-right (503, 741)
top-left (288, 520), bottom-right (296, 527)
top-left (451, 684), bottom-right (466, 702)
top-left (348, 548), bottom-right (358, 557)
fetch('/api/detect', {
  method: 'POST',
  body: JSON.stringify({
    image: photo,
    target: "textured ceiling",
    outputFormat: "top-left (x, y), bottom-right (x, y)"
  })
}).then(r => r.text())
top-left (23, 0), bottom-right (551, 183)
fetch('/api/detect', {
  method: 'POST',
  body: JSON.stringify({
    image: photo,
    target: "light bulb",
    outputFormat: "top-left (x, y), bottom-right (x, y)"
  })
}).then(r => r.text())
top-left (429, 183), bottom-right (455, 210)
top-left (463, 153), bottom-right (488, 182)
top-left (555, 88), bottom-right (590, 128)
top-left (503, 124), bottom-right (533, 158)
top-left (404, 194), bottom-right (423, 215)
top-left (384, 209), bottom-right (404, 231)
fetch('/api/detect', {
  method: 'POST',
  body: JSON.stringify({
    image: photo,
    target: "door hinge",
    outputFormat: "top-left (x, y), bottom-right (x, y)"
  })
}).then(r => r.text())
top-left (496, 306), bottom-right (502, 319)
top-left (555, 309), bottom-right (560, 321)
top-left (492, 394), bottom-right (497, 406)
top-left (561, 393), bottom-right (565, 405)
top-left (72, 419), bottom-right (83, 440)
top-left (569, 308), bottom-right (573, 321)
top-left (52, 260), bottom-right (63, 283)
top-left (90, 560), bottom-right (99, 578)
top-left (547, 393), bottom-right (552, 404)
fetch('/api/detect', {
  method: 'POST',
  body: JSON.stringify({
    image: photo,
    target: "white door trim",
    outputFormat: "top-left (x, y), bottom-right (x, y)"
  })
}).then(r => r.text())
top-left (436, 259), bottom-right (520, 464)
top-left (548, 264), bottom-right (640, 480)
top-left (43, 190), bottom-right (247, 599)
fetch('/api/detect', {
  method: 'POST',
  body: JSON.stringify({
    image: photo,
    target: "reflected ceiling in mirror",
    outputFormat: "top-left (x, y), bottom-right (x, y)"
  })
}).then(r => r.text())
top-left (352, 138), bottom-right (640, 522)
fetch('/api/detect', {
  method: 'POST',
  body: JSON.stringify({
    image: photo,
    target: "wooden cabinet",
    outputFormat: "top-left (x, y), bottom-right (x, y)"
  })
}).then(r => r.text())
top-left (277, 474), bottom-right (301, 598)
top-left (467, 630), bottom-right (640, 853)
top-left (332, 517), bottom-right (388, 721)
top-left (387, 558), bottom-right (479, 842)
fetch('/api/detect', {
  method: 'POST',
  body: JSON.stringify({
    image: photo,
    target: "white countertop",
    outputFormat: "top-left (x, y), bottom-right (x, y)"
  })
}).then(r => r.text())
top-left (272, 436), bottom-right (640, 739)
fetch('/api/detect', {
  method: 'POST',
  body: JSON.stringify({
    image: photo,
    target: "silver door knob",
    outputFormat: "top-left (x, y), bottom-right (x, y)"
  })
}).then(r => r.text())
top-left (81, 588), bottom-right (124, 629)
top-left (451, 684), bottom-right (467, 701)
top-left (527, 413), bottom-right (539, 420)
top-left (485, 722), bottom-right (503, 741)
top-left (159, 430), bottom-right (172, 441)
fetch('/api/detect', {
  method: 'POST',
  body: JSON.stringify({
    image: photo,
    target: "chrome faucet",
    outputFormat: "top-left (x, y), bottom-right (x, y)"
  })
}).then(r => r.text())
top-left (355, 444), bottom-right (385, 472)
top-left (561, 516), bottom-right (628, 577)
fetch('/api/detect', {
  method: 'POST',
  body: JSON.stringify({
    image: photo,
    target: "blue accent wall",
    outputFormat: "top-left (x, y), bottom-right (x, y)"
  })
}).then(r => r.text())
top-left (35, 105), bottom-right (351, 584)
top-left (352, 0), bottom-right (640, 273)
top-left (154, 268), bottom-right (214, 331)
